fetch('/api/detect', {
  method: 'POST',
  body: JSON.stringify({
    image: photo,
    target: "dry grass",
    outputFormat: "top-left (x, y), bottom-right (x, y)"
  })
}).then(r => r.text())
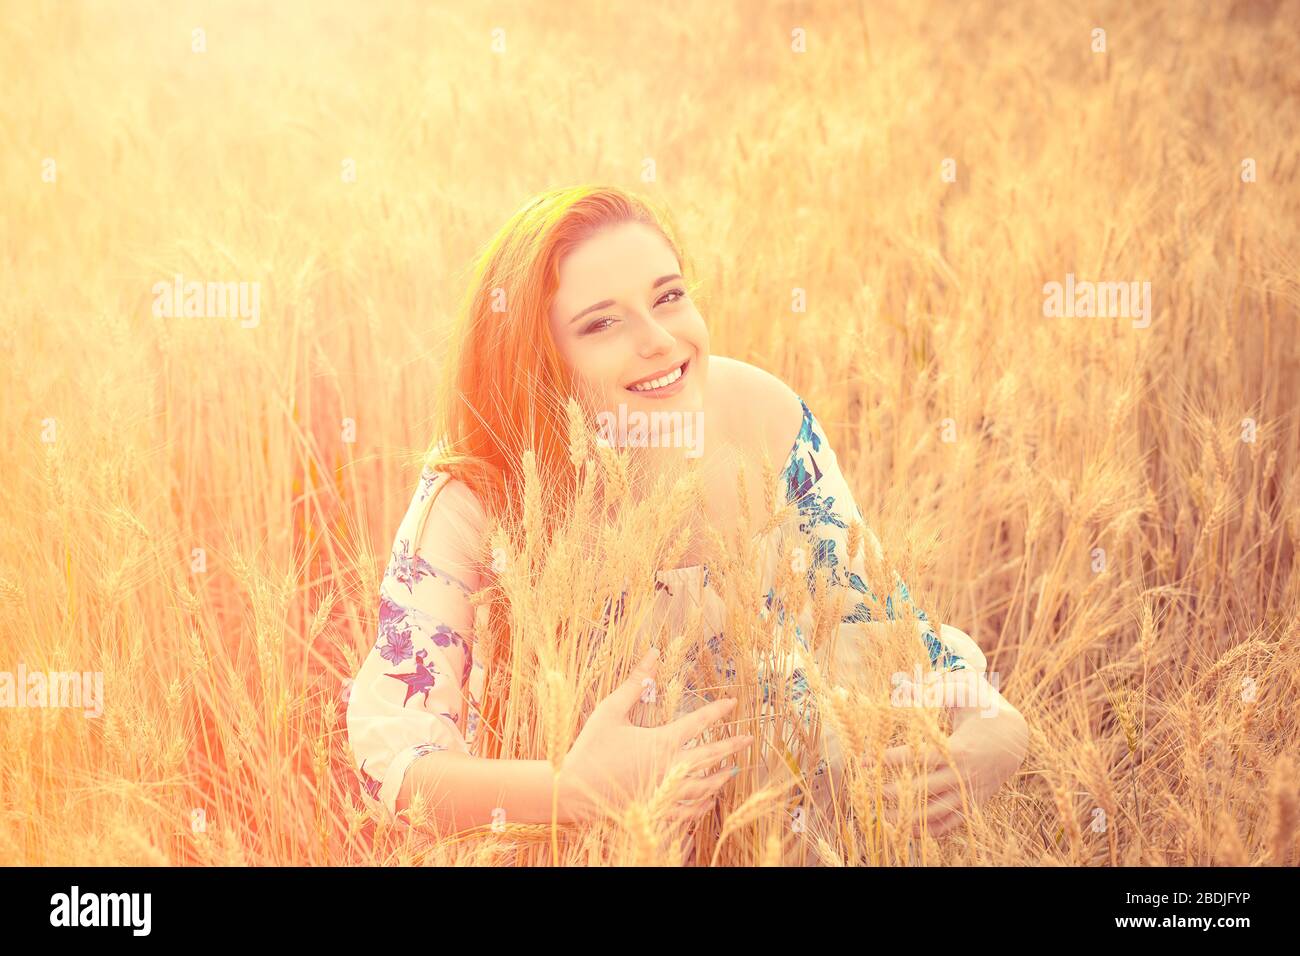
top-left (1, 0), bottom-right (1298, 866)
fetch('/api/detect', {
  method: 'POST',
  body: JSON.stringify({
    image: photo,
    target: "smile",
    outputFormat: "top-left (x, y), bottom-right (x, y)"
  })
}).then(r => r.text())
top-left (626, 359), bottom-right (689, 394)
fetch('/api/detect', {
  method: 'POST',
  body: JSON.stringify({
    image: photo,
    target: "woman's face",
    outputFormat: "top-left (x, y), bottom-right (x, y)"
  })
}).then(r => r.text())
top-left (547, 221), bottom-right (709, 425)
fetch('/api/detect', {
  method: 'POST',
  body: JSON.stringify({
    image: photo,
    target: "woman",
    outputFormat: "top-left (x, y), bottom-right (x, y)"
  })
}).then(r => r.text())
top-left (345, 185), bottom-right (1029, 849)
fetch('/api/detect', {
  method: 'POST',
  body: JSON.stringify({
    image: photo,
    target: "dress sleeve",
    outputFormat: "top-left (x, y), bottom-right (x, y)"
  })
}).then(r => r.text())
top-left (345, 467), bottom-right (489, 820)
top-left (775, 396), bottom-right (968, 676)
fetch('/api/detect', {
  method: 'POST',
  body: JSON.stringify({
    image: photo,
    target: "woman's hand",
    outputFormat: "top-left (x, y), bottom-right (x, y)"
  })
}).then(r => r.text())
top-left (872, 671), bottom-right (1029, 838)
top-left (558, 646), bottom-right (753, 826)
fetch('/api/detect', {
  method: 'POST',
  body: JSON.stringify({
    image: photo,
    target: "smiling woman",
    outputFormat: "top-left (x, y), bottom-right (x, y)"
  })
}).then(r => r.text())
top-left (343, 184), bottom-right (1027, 851)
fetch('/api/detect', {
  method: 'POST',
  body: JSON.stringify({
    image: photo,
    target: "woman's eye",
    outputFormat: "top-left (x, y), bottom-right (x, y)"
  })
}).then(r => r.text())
top-left (583, 290), bottom-right (685, 334)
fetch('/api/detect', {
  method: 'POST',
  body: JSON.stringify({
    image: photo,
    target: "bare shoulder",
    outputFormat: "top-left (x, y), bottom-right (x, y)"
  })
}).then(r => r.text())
top-left (412, 469), bottom-right (491, 563)
top-left (436, 476), bottom-right (491, 525)
top-left (708, 355), bottom-right (805, 468)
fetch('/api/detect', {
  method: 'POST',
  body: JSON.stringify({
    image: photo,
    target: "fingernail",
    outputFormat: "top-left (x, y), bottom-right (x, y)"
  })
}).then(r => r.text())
top-left (730, 765), bottom-right (740, 777)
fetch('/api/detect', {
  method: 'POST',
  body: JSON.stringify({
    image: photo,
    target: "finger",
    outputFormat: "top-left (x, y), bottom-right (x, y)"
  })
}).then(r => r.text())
top-left (875, 786), bottom-right (965, 830)
top-left (599, 646), bottom-right (662, 719)
top-left (676, 734), bottom-right (752, 774)
top-left (923, 807), bottom-right (966, 837)
top-left (877, 804), bottom-right (958, 837)
top-left (668, 794), bottom-right (719, 825)
top-left (664, 696), bottom-right (739, 745)
top-left (915, 808), bottom-right (962, 838)
top-left (880, 743), bottom-right (948, 773)
top-left (672, 764), bottom-right (738, 802)
top-left (910, 792), bottom-right (969, 837)
top-left (879, 767), bottom-right (960, 805)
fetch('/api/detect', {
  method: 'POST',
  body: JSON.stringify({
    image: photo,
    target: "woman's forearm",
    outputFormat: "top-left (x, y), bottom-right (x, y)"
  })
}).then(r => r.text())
top-left (397, 750), bottom-right (565, 831)
top-left (939, 666), bottom-right (1021, 728)
top-left (944, 668), bottom-right (1029, 767)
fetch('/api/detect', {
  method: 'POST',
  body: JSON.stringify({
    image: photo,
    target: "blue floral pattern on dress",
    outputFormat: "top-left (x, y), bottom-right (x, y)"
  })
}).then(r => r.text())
top-left (778, 397), bottom-right (966, 672)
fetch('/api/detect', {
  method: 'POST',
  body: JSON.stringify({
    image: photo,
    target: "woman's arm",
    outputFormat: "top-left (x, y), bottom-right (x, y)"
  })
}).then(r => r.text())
top-left (397, 750), bottom-right (565, 830)
top-left (775, 397), bottom-right (1026, 833)
top-left (346, 469), bottom-right (496, 822)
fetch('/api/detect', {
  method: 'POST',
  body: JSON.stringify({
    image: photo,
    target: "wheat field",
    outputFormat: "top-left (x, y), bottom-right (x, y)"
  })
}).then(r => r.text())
top-left (1, 0), bottom-right (1298, 867)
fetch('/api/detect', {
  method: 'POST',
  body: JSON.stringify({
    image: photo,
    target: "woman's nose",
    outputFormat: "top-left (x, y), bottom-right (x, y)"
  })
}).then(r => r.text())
top-left (633, 313), bottom-right (676, 356)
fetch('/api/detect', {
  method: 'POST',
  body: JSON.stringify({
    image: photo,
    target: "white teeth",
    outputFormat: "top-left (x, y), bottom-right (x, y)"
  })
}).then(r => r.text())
top-left (628, 363), bottom-right (684, 392)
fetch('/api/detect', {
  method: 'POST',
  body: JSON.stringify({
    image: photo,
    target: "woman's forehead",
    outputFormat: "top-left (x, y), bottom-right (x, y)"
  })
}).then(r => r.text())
top-left (557, 223), bottom-right (677, 287)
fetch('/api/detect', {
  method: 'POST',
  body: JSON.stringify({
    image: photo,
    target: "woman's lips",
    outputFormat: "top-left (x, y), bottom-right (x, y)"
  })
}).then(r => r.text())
top-left (625, 358), bottom-right (689, 397)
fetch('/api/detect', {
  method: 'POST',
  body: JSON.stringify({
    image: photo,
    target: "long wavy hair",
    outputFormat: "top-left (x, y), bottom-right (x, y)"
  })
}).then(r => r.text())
top-left (422, 184), bottom-right (697, 758)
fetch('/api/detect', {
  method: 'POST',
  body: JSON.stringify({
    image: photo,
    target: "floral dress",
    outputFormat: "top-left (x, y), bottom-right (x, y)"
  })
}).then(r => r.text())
top-left (345, 395), bottom-right (971, 823)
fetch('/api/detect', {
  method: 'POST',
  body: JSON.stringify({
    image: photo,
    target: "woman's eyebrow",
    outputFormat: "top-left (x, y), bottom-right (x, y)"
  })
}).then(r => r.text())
top-left (568, 274), bottom-right (684, 325)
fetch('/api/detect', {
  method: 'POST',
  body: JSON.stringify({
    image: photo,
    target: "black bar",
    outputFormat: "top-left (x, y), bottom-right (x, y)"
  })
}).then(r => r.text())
top-left (0, 865), bottom-right (1281, 941)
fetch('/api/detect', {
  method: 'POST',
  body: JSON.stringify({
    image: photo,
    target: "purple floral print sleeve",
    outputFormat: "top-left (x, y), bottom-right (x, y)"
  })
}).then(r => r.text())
top-left (345, 467), bottom-right (489, 820)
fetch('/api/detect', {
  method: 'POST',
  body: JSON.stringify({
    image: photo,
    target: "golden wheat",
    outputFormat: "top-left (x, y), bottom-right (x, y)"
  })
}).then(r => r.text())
top-left (2, 0), bottom-right (1296, 867)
